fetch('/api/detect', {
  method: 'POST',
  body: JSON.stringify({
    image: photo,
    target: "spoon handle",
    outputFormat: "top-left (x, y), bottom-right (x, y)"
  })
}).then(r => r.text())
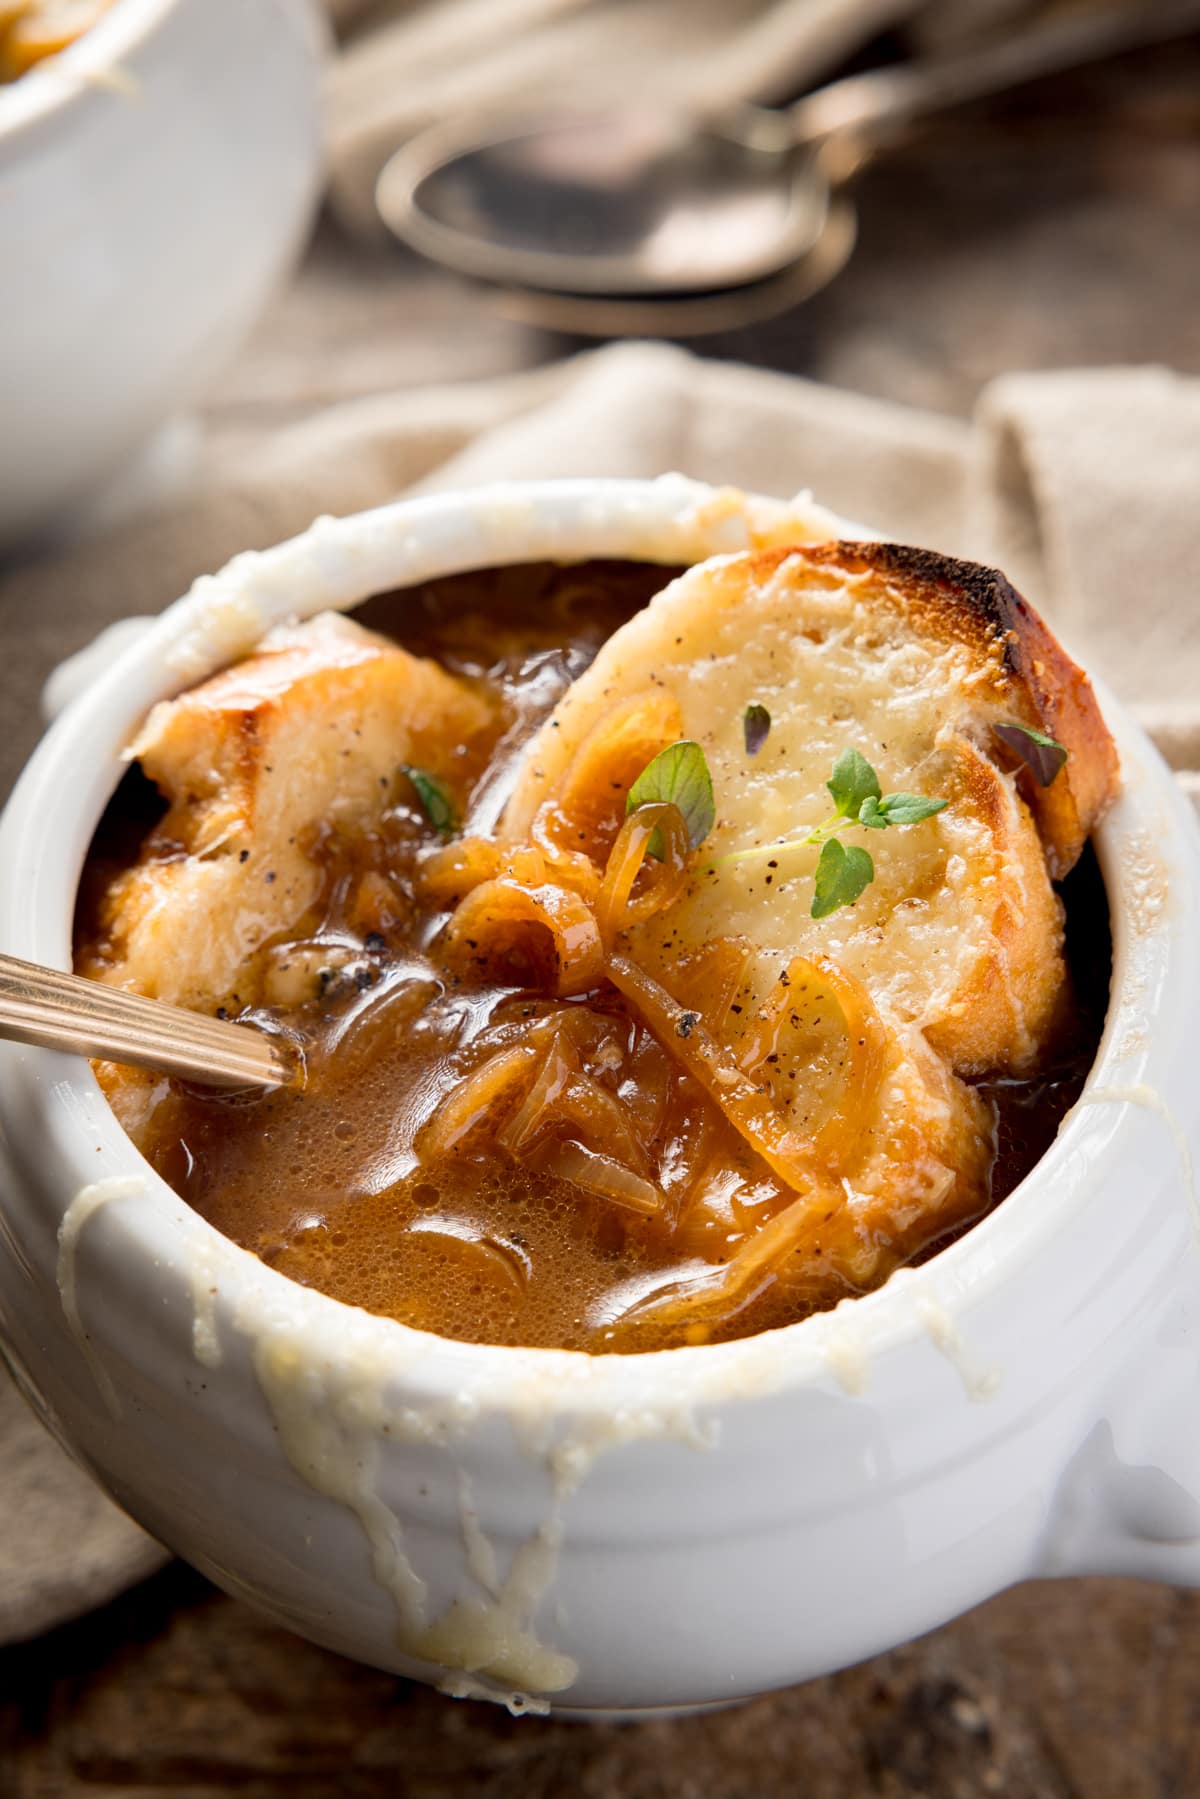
top-left (788, 0), bottom-right (1200, 157)
top-left (0, 952), bottom-right (294, 1091)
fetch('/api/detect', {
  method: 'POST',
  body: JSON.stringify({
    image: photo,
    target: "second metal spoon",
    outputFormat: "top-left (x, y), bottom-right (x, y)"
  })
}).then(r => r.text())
top-left (378, 0), bottom-right (1200, 301)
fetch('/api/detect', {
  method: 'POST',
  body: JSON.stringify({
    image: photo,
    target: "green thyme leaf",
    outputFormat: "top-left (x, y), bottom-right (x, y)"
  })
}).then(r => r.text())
top-left (878, 792), bottom-right (949, 826)
top-left (811, 838), bottom-right (874, 919)
top-left (709, 745), bottom-right (946, 890)
top-left (743, 702), bottom-right (771, 757)
top-left (401, 765), bottom-right (457, 838)
top-left (993, 721), bottom-right (1069, 788)
top-left (627, 739), bottom-right (715, 858)
top-left (827, 747), bottom-right (881, 819)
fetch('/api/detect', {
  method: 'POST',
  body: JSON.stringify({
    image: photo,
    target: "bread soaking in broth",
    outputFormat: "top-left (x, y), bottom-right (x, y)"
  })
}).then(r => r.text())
top-left (76, 548), bottom-right (1118, 1352)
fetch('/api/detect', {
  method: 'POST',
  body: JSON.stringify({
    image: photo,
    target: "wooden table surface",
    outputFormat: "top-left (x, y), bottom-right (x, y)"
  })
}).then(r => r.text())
top-left (4, 34), bottom-right (1200, 1798)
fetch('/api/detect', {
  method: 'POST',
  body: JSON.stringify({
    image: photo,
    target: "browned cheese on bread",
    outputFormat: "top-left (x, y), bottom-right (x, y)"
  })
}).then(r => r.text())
top-left (505, 542), bottom-right (1119, 1077)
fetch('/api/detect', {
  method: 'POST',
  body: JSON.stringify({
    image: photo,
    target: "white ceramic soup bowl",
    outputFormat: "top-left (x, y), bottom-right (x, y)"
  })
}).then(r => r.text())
top-left (0, 0), bottom-right (326, 547)
top-left (1, 476), bottom-right (1199, 1718)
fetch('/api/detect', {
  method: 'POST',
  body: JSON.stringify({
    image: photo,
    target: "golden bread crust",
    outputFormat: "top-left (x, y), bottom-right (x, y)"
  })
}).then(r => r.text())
top-left (792, 541), bottom-right (1119, 878)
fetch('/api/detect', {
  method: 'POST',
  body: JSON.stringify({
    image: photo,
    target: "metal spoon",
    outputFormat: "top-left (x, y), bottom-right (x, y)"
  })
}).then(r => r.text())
top-left (485, 195), bottom-right (859, 339)
top-left (378, 0), bottom-right (1200, 302)
top-left (0, 952), bottom-right (295, 1091)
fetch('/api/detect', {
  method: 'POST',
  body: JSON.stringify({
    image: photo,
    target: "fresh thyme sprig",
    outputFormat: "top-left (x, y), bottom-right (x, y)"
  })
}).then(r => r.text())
top-left (401, 765), bottom-right (458, 838)
top-left (711, 746), bottom-right (948, 919)
top-left (625, 739), bottom-right (715, 858)
top-left (993, 720), bottom-right (1068, 787)
top-left (743, 702), bottom-right (771, 757)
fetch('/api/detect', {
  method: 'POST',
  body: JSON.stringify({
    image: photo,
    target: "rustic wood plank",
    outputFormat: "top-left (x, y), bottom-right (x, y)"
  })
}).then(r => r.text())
top-left (1, 1567), bottom-right (1195, 1797)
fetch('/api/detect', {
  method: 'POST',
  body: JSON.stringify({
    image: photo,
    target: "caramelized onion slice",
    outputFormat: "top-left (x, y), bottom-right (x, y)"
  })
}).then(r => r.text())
top-left (603, 1182), bottom-right (845, 1344)
top-left (439, 877), bottom-right (605, 996)
top-left (417, 1044), bottom-right (541, 1158)
top-left (669, 936), bottom-right (755, 1040)
top-left (408, 1219), bottom-right (531, 1291)
top-left (536, 1140), bottom-right (662, 1217)
top-left (522, 687), bottom-right (685, 893)
top-left (498, 1034), bottom-right (575, 1155)
top-left (529, 808), bottom-right (604, 903)
top-left (605, 953), bottom-right (821, 1195)
top-left (418, 838), bottom-right (503, 908)
top-left (738, 955), bottom-right (889, 1172)
top-left (518, 1004), bottom-right (629, 1081)
top-left (501, 1029), bottom-right (650, 1175)
top-left (596, 802), bottom-right (690, 946)
top-left (616, 1027), bottom-right (674, 1152)
top-left (419, 839), bottom-right (542, 909)
top-left (550, 687), bottom-right (685, 856)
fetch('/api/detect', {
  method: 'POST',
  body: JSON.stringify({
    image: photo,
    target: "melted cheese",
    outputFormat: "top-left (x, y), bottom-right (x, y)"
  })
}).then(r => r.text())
top-left (506, 550), bottom-right (1066, 1073)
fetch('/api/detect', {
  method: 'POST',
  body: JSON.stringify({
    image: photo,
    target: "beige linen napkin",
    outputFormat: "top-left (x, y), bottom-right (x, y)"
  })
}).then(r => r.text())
top-left (2, 340), bottom-right (1197, 1644)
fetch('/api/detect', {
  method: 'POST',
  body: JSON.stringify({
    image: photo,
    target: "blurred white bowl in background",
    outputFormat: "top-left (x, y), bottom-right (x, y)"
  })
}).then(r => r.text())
top-left (0, 0), bottom-right (327, 549)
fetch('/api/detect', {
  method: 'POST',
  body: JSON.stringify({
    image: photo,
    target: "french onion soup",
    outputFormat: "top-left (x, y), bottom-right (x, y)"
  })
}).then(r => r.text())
top-left (75, 548), bottom-right (1118, 1352)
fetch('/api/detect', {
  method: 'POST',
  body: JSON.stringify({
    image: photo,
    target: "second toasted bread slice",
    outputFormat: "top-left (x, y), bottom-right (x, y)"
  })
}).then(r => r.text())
top-left (83, 613), bottom-right (492, 1010)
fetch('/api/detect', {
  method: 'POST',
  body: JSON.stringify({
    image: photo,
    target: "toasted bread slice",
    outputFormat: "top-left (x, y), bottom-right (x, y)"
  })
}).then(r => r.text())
top-left (504, 543), bottom-right (1118, 1073)
top-left (81, 613), bottom-right (491, 1009)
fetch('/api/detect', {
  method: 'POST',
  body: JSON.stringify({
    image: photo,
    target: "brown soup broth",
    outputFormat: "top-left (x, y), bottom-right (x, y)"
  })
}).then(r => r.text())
top-left (74, 561), bottom-right (1111, 1353)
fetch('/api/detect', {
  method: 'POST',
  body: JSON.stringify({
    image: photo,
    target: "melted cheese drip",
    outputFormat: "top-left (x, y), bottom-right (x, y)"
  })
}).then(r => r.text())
top-left (56, 1174), bottom-right (144, 1417)
top-left (245, 1318), bottom-right (580, 1697)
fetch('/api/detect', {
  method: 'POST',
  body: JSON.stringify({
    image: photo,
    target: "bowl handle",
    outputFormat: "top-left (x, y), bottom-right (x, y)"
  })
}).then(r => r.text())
top-left (1041, 1317), bottom-right (1200, 1585)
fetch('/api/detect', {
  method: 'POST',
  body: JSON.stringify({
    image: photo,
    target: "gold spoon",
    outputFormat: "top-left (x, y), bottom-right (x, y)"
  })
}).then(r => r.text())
top-left (0, 952), bottom-right (295, 1091)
